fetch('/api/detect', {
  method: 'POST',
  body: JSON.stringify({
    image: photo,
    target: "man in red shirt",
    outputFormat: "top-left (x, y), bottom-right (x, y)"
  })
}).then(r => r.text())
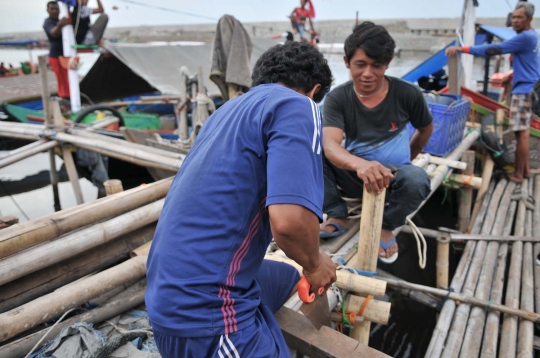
top-left (290, 0), bottom-right (316, 41)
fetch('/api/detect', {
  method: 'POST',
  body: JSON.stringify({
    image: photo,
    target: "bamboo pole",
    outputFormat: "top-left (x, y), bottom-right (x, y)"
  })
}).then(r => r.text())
top-left (460, 180), bottom-right (513, 358)
top-left (0, 279), bottom-right (147, 358)
top-left (0, 199), bottom-right (163, 286)
top-left (441, 179), bottom-right (506, 358)
top-left (412, 153), bottom-right (431, 168)
top-left (264, 253), bottom-right (387, 298)
top-left (517, 180), bottom-right (535, 358)
top-left (499, 180), bottom-right (528, 358)
top-left (379, 274), bottom-right (540, 323)
top-left (0, 140), bottom-right (58, 169)
top-left (338, 294), bottom-right (391, 325)
top-left (0, 177), bottom-right (171, 258)
top-left (458, 150), bottom-right (475, 232)
top-left (0, 254), bottom-right (148, 342)
top-left (480, 196), bottom-right (517, 358)
top-left (0, 140), bottom-right (47, 159)
top-left (131, 240), bottom-right (152, 257)
top-left (103, 179), bottom-right (124, 196)
top-left (39, 55), bottom-right (61, 212)
top-left (352, 187), bottom-right (386, 344)
top-left (377, 269), bottom-right (441, 310)
top-left (448, 53), bottom-right (460, 95)
top-left (439, 172), bottom-right (482, 190)
top-left (425, 181), bottom-right (496, 358)
top-left (436, 236), bottom-right (450, 289)
top-left (468, 155), bottom-right (495, 233)
top-left (51, 100), bottom-right (84, 205)
top-left (0, 224), bottom-right (155, 313)
top-left (430, 156), bottom-right (468, 170)
top-left (533, 175), bottom-right (540, 342)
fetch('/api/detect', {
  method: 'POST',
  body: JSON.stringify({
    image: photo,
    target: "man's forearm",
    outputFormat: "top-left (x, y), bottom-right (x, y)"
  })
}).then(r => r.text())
top-left (410, 127), bottom-right (432, 160)
top-left (324, 142), bottom-right (366, 172)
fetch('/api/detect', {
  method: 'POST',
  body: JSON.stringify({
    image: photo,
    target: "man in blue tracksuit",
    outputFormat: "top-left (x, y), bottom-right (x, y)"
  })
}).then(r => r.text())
top-left (447, 1), bottom-right (540, 183)
top-left (145, 41), bottom-right (336, 357)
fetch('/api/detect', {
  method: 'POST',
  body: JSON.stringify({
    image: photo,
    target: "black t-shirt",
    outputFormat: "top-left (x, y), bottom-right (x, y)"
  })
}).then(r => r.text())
top-left (323, 76), bottom-right (432, 165)
top-left (72, 5), bottom-right (91, 44)
top-left (43, 18), bottom-right (63, 58)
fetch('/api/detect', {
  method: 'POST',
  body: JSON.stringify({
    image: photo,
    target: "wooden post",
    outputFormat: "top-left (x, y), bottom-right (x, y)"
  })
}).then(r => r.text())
top-left (51, 100), bottom-right (84, 205)
top-left (458, 150), bottom-right (475, 232)
top-left (448, 53), bottom-right (460, 95)
top-left (436, 236), bottom-right (450, 289)
top-left (103, 179), bottom-right (124, 196)
top-left (467, 154), bottom-right (495, 233)
top-left (38, 55), bottom-right (61, 211)
top-left (352, 188), bottom-right (386, 344)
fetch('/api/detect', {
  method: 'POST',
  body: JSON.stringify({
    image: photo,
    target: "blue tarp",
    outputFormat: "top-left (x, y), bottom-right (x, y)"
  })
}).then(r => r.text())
top-left (402, 34), bottom-right (489, 84)
top-left (479, 25), bottom-right (517, 41)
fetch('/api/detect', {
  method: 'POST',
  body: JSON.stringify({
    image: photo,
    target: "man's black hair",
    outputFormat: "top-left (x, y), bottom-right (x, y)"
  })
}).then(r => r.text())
top-left (344, 21), bottom-right (396, 65)
top-left (251, 41), bottom-right (332, 103)
top-left (47, 1), bottom-right (58, 8)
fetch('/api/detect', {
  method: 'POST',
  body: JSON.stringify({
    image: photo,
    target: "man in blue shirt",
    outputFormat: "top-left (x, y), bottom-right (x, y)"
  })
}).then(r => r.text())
top-left (146, 41), bottom-right (335, 357)
top-left (446, 1), bottom-right (540, 183)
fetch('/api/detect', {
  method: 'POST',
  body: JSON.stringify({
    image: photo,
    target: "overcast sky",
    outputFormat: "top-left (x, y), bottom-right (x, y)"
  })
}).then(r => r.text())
top-left (1, 0), bottom-right (538, 34)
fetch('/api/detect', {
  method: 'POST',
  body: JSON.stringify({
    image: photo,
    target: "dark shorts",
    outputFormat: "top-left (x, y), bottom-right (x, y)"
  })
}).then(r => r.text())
top-left (152, 260), bottom-right (300, 358)
top-left (510, 93), bottom-right (533, 132)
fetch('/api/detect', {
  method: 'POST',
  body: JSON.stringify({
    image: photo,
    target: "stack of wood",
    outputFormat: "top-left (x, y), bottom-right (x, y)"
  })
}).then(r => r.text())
top-left (0, 178), bottom-right (172, 357)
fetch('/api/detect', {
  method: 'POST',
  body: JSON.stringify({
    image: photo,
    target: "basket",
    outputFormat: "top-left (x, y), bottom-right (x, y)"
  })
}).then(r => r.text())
top-left (408, 94), bottom-right (471, 157)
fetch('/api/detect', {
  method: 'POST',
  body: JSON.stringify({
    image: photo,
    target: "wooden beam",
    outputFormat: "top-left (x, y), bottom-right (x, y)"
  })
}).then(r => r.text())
top-left (276, 307), bottom-right (390, 358)
top-left (448, 53), bottom-right (460, 95)
top-left (458, 150), bottom-right (475, 231)
top-left (352, 188), bottom-right (386, 344)
top-left (51, 100), bottom-right (84, 205)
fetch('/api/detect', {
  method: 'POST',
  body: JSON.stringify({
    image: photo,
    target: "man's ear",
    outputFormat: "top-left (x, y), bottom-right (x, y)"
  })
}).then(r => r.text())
top-left (343, 55), bottom-right (350, 69)
top-left (307, 84), bottom-right (322, 100)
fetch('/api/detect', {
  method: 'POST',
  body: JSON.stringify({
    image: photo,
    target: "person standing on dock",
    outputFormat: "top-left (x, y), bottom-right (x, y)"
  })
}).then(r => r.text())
top-left (146, 41), bottom-right (335, 357)
top-left (446, 1), bottom-right (540, 184)
top-left (290, 0), bottom-right (316, 42)
top-left (43, 1), bottom-right (70, 99)
top-left (319, 22), bottom-right (433, 264)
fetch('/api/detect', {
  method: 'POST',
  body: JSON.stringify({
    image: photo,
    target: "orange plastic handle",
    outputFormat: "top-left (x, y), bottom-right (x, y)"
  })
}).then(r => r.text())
top-left (298, 276), bottom-right (325, 303)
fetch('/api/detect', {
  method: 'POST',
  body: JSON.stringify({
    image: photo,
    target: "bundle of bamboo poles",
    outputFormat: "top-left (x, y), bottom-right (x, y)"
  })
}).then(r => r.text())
top-left (0, 179), bottom-right (172, 356)
top-left (425, 174), bottom-right (540, 358)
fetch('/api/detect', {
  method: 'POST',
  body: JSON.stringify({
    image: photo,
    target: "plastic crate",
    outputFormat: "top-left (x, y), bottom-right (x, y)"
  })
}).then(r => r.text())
top-left (408, 94), bottom-right (471, 157)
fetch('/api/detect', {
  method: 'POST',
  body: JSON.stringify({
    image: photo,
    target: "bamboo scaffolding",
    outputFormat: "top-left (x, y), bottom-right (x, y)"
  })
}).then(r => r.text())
top-left (0, 140), bottom-right (58, 169)
top-left (0, 254), bottom-right (148, 342)
top-left (437, 236), bottom-right (451, 289)
top-left (425, 181), bottom-right (496, 358)
top-left (0, 224), bottom-right (155, 313)
top-left (534, 176), bottom-right (540, 343)
top-left (479, 183), bottom-right (517, 358)
top-left (517, 180), bottom-right (535, 358)
top-left (500, 179), bottom-right (528, 358)
top-left (103, 179), bottom-right (124, 196)
top-left (468, 155), bottom-right (495, 233)
top-left (0, 279), bottom-right (147, 358)
top-left (429, 155), bottom-right (468, 170)
top-left (0, 199), bottom-right (163, 286)
top-left (440, 179), bottom-right (506, 358)
top-left (460, 180), bottom-right (513, 358)
top-left (458, 150), bottom-right (475, 232)
top-left (0, 177), bottom-right (171, 258)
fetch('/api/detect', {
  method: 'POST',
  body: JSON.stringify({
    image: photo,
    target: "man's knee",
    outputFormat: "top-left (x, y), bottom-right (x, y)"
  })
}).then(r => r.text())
top-left (395, 165), bottom-right (430, 196)
top-left (99, 13), bottom-right (109, 22)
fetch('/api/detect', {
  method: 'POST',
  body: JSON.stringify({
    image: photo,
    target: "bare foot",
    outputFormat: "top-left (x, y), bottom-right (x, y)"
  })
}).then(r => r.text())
top-left (319, 217), bottom-right (349, 233)
top-left (379, 229), bottom-right (398, 258)
top-left (508, 173), bottom-right (524, 183)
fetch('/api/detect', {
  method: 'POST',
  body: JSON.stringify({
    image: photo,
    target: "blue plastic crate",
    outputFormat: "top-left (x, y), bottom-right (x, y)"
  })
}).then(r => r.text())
top-left (408, 94), bottom-right (471, 157)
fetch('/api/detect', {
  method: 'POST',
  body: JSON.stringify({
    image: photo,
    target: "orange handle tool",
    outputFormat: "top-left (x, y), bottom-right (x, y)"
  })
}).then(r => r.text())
top-left (298, 276), bottom-right (325, 303)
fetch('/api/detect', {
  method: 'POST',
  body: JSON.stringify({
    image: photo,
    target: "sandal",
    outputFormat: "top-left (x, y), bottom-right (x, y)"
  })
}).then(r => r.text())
top-left (319, 222), bottom-right (347, 239)
top-left (379, 237), bottom-right (399, 264)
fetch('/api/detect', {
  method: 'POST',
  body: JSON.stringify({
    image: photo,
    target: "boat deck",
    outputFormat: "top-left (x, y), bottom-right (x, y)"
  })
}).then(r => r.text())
top-left (0, 72), bottom-right (56, 103)
top-left (426, 176), bottom-right (539, 358)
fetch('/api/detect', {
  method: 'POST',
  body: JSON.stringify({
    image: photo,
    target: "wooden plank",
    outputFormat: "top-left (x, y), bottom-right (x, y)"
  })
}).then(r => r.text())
top-left (276, 307), bottom-right (390, 358)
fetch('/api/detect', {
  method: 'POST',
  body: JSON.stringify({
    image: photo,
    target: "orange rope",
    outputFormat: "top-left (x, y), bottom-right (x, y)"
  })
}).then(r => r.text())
top-left (461, 174), bottom-right (474, 186)
top-left (358, 294), bottom-right (373, 317)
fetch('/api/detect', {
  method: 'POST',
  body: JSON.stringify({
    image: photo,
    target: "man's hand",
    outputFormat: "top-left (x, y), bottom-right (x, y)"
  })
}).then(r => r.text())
top-left (445, 46), bottom-right (462, 56)
top-left (355, 160), bottom-right (393, 194)
top-left (302, 252), bottom-right (337, 291)
top-left (59, 17), bottom-right (70, 27)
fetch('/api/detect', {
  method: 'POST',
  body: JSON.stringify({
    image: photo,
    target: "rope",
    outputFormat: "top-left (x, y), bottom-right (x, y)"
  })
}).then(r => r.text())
top-left (406, 217), bottom-right (427, 269)
top-left (24, 308), bottom-right (78, 358)
top-left (436, 287), bottom-right (455, 310)
top-left (105, 320), bottom-right (154, 337)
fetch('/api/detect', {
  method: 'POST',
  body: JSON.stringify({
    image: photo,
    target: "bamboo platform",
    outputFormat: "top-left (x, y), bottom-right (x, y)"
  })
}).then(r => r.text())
top-left (426, 175), bottom-right (540, 358)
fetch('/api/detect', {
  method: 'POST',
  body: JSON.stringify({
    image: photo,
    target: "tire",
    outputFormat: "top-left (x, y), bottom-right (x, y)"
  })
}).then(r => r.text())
top-left (74, 104), bottom-right (125, 127)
